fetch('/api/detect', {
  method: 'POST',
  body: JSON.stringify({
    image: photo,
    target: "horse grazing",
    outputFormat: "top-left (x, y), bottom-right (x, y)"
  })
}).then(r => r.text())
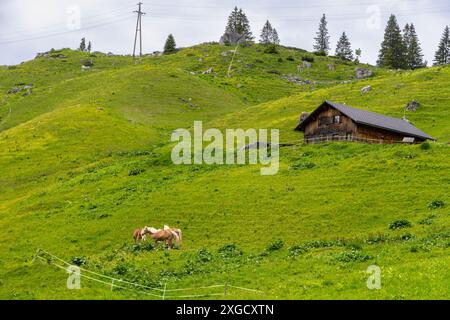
top-left (133, 228), bottom-right (144, 242)
top-left (163, 225), bottom-right (182, 246)
top-left (141, 226), bottom-right (178, 249)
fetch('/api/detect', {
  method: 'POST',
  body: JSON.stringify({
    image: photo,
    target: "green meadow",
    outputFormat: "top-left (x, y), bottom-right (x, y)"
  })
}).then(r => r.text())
top-left (0, 44), bottom-right (449, 299)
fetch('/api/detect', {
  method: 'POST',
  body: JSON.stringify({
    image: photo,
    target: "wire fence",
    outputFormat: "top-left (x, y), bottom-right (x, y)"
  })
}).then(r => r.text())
top-left (32, 248), bottom-right (263, 299)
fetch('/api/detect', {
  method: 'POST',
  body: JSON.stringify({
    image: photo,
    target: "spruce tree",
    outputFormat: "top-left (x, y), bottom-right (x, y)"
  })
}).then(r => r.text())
top-left (79, 38), bottom-right (86, 52)
top-left (335, 32), bottom-right (354, 60)
top-left (434, 26), bottom-right (450, 66)
top-left (377, 15), bottom-right (407, 69)
top-left (87, 41), bottom-right (92, 53)
top-left (271, 28), bottom-right (280, 45)
top-left (355, 48), bottom-right (362, 63)
top-left (260, 20), bottom-right (273, 44)
top-left (225, 7), bottom-right (253, 42)
top-left (259, 21), bottom-right (280, 45)
top-left (164, 34), bottom-right (177, 54)
top-left (313, 14), bottom-right (330, 56)
top-left (404, 24), bottom-right (425, 69)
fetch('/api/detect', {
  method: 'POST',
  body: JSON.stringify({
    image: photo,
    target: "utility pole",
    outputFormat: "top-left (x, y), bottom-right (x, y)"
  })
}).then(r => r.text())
top-left (133, 2), bottom-right (146, 57)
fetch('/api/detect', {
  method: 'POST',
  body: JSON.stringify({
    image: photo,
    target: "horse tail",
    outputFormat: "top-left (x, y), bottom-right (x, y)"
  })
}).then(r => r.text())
top-left (176, 229), bottom-right (182, 244)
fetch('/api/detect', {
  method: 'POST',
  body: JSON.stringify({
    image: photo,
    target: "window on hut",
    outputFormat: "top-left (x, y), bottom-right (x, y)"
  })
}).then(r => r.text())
top-left (334, 115), bottom-right (341, 124)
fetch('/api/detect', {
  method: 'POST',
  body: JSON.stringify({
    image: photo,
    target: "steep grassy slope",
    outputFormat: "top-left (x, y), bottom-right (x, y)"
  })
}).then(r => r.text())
top-left (0, 45), bottom-right (448, 300)
top-left (151, 43), bottom-right (383, 103)
top-left (213, 65), bottom-right (450, 144)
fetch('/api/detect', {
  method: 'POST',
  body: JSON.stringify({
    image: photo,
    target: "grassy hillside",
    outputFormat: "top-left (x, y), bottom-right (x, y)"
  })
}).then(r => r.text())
top-left (0, 44), bottom-right (448, 300)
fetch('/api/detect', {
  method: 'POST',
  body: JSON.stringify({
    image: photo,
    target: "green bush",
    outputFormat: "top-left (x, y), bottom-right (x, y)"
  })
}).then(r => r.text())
top-left (333, 250), bottom-right (371, 263)
top-left (420, 142), bottom-right (431, 150)
top-left (301, 56), bottom-right (315, 63)
top-left (264, 45), bottom-right (279, 54)
top-left (71, 256), bottom-right (87, 266)
top-left (428, 200), bottom-right (445, 210)
top-left (197, 249), bottom-right (213, 263)
top-left (218, 243), bottom-right (242, 258)
top-left (288, 245), bottom-right (308, 257)
top-left (286, 56), bottom-right (295, 61)
top-left (266, 239), bottom-right (284, 251)
top-left (289, 161), bottom-right (316, 170)
top-left (128, 168), bottom-right (145, 176)
top-left (389, 219), bottom-right (412, 230)
top-left (112, 263), bottom-right (129, 276)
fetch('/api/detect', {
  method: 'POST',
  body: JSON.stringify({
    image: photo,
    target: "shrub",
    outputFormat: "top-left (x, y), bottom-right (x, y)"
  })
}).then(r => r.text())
top-left (218, 243), bottom-right (242, 258)
top-left (400, 233), bottom-right (415, 241)
top-left (112, 263), bottom-right (129, 276)
top-left (333, 250), bottom-right (371, 263)
top-left (420, 142), bottom-right (431, 150)
top-left (197, 249), bottom-right (213, 263)
top-left (267, 70), bottom-right (281, 75)
top-left (289, 161), bottom-right (316, 170)
top-left (419, 215), bottom-right (435, 225)
top-left (302, 56), bottom-right (315, 63)
top-left (286, 56), bottom-right (295, 61)
top-left (264, 45), bottom-right (279, 54)
top-left (71, 256), bottom-right (87, 266)
top-left (428, 200), bottom-right (445, 210)
top-left (365, 233), bottom-right (390, 244)
top-left (277, 57), bottom-right (283, 63)
top-left (302, 240), bottom-right (344, 249)
top-left (389, 220), bottom-right (412, 230)
top-left (288, 245), bottom-right (308, 257)
top-left (128, 168), bottom-right (145, 176)
top-left (266, 239), bottom-right (284, 251)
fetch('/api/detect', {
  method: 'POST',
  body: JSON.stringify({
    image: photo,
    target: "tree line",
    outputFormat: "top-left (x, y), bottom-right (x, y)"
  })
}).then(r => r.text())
top-left (171, 7), bottom-right (448, 69)
top-left (80, 6), bottom-right (450, 67)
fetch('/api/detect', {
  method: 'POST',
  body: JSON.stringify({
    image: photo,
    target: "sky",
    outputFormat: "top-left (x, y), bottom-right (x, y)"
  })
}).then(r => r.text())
top-left (0, 0), bottom-right (449, 65)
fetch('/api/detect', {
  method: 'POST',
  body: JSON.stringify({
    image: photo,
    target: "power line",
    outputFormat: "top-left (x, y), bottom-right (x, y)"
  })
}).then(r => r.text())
top-left (0, 15), bottom-right (134, 45)
top-left (0, 4), bottom-right (136, 39)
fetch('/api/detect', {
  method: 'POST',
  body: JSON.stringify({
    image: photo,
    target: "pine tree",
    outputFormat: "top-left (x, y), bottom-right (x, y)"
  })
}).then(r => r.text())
top-left (377, 15), bottom-right (407, 69)
top-left (225, 7), bottom-right (253, 42)
top-left (335, 32), bottom-right (354, 60)
top-left (164, 34), bottom-right (177, 54)
top-left (260, 20), bottom-right (273, 44)
top-left (434, 26), bottom-right (450, 66)
top-left (79, 38), bottom-right (86, 52)
top-left (271, 28), bottom-right (280, 45)
top-left (313, 14), bottom-right (330, 56)
top-left (259, 21), bottom-right (280, 45)
top-left (355, 48), bottom-right (362, 63)
top-left (87, 41), bottom-right (92, 53)
top-left (404, 23), bottom-right (425, 69)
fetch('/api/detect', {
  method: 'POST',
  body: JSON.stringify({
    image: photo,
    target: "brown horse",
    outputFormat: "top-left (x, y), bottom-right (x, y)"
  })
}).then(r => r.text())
top-left (132, 228), bottom-right (144, 242)
top-left (141, 227), bottom-right (178, 249)
top-left (164, 225), bottom-right (182, 246)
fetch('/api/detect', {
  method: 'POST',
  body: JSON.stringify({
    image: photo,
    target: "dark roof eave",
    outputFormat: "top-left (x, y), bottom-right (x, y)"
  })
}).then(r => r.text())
top-left (355, 120), bottom-right (436, 141)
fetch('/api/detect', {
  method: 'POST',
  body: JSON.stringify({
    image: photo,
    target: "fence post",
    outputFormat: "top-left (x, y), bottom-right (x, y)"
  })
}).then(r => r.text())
top-left (110, 279), bottom-right (115, 291)
top-left (162, 283), bottom-right (167, 300)
top-left (224, 282), bottom-right (228, 296)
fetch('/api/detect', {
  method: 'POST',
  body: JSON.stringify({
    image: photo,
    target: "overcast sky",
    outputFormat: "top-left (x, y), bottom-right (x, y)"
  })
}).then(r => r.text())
top-left (0, 0), bottom-right (449, 65)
